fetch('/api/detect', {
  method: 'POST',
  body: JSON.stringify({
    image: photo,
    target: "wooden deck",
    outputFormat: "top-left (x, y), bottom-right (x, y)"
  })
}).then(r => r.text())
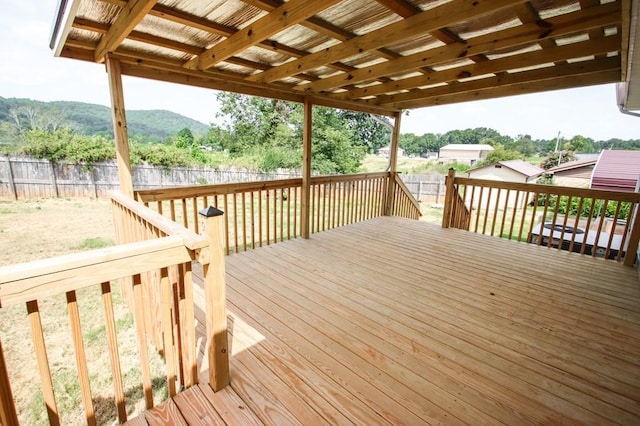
top-left (133, 216), bottom-right (640, 425)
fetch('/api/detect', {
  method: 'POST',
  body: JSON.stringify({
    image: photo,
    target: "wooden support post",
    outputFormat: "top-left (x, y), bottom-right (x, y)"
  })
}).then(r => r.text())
top-left (624, 204), bottom-right (640, 267)
top-left (300, 97), bottom-right (313, 239)
top-left (0, 339), bottom-right (19, 426)
top-left (4, 156), bottom-right (17, 200)
top-left (442, 168), bottom-right (456, 228)
top-left (385, 111), bottom-right (402, 215)
top-left (106, 55), bottom-right (134, 198)
top-left (199, 206), bottom-right (229, 391)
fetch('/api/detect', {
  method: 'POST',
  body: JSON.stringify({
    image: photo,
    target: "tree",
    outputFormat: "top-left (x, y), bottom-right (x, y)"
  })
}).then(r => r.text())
top-left (174, 127), bottom-right (195, 148)
top-left (541, 150), bottom-right (577, 170)
top-left (563, 135), bottom-right (595, 153)
top-left (478, 143), bottom-right (521, 166)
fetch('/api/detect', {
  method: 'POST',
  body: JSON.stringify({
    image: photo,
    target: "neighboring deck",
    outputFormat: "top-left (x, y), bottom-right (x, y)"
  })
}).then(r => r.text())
top-left (134, 216), bottom-right (640, 425)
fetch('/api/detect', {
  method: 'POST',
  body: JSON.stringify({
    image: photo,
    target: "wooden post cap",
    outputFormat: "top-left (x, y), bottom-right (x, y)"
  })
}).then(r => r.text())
top-left (199, 206), bottom-right (224, 217)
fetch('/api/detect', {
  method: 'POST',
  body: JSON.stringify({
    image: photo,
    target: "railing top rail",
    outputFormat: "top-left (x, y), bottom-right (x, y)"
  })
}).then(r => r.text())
top-left (0, 236), bottom-right (192, 307)
top-left (393, 173), bottom-right (422, 213)
top-left (310, 172), bottom-right (390, 185)
top-left (109, 191), bottom-right (208, 250)
top-left (454, 176), bottom-right (640, 203)
top-left (135, 177), bottom-right (303, 202)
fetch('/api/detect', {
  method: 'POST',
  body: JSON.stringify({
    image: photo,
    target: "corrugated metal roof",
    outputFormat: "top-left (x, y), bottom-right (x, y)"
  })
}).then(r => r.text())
top-left (440, 144), bottom-right (494, 151)
top-left (468, 159), bottom-right (544, 178)
top-left (591, 150), bottom-right (640, 192)
top-left (547, 158), bottom-right (597, 174)
top-left (49, 0), bottom-right (627, 116)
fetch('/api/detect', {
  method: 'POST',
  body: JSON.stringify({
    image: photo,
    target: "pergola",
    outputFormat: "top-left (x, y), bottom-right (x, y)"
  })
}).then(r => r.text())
top-left (49, 0), bottom-right (637, 206)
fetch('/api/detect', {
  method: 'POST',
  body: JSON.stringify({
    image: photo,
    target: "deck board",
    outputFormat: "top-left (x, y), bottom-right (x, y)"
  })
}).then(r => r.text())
top-left (135, 216), bottom-right (640, 425)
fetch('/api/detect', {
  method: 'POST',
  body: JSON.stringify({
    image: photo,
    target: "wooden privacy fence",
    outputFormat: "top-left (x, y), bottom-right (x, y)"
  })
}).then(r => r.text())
top-left (0, 156), bottom-right (294, 200)
top-left (442, 169), bottom-right (640, 266)
top-left (136, 172), bottom-right (421, 255)
top-left (400, 174), bottom-right (446, 203)
top-left (0, 191), bottom-right (228, 425)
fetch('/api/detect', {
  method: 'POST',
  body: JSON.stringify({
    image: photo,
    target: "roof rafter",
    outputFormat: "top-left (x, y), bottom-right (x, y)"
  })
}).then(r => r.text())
top-left (314, 1), bottom-right (620, 96)
top-left (183, 0), bottom-right (341, 70)
top-left (247, 0), bottom-right (527, 84)
top-left (391, 69), bottom-right (620, 109)
top-left (374, 35), bottom-right (621, 106)
top-left (382, 57), bottom-right (620, 109)
top-left (94, 0), bottom-right (158, 62)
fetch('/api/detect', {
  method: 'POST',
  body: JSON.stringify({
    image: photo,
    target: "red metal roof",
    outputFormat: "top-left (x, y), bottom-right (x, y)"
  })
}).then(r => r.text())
top-left (590, 150), bottom-right (640, 192)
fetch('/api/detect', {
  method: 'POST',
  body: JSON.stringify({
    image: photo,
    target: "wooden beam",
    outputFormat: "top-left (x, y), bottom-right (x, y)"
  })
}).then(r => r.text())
top-left (247, 0), bottom-right (525, 83)
top-left (184, 0), bottom-right (340, 70)
top-left (391, 69), bottom-right (620, 109)
top-left (302, 2), bottom-right (620, 94)
top-left (374, 0), bottom-right (421, 17)
top-left (375, 34), bottom-right (621, 106)
top-left (620, 0), bottom-right (632, 81)
top-left (94, 0), bottom-right (158, 62)
top-left (380, 57), bottom-right (620, 107)
top-left (106, 56), bottom-right (134, 197)
top-left (385, 111), bottom-right (402, 215)
top-left (300, 97), bottom-right (313, 239)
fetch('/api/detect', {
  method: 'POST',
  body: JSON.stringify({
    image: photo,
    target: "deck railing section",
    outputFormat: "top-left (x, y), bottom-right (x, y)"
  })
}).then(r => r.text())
top-left (135, 172), bottom-right (420, 254)
top-left (0, 191), bottom-right (228, 425)
top-left (389, 173), bottom-right (422, 220)
top-left (442, 169), bottom-right (640, 266)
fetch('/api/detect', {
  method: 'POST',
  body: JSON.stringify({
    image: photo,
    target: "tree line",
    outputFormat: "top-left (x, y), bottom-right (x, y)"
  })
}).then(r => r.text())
top-left (2, 93), bottom-right (639, 173)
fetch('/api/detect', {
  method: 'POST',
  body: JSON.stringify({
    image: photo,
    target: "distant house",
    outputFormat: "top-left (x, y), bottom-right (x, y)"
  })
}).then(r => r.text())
top-left (546, 158), bottom-right (597, 188)
top-left (378, 145), bottom-right (404, 158)
top-left (467, 160), bottom-right (544, 183)
top-left (591, 150), bottom-right (640, 192)
top-left (439, 144), bottom-right (493, 165)
top-left (467, 160), bottom-right (544, 209)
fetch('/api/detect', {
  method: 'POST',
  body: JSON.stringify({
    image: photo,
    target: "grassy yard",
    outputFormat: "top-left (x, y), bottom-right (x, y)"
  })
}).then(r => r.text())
top-left (0, 198), bottom-right (168, 425)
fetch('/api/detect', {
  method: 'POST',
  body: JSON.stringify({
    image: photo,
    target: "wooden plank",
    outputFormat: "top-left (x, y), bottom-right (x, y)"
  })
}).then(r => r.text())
top-left (171, 386), bottom-right (225, 425)
top-left (300, 97), bottom-right (312, 239)
top-left (0, 340), bottom-right (19, 426)
top-left (249, 0), bottom-right (524, 83)
top-left (185, 0), bottom-right (340, 70)
top-left (65, 291), bottom-right (96, 425)
top-left (144, 399), bottom-right (187, 425)
top-left (26, 301), bottom-right (60, 426)
top-left (101, 282), bottom-right (128, 423)
top-left (0, 236), bottom-right (193, 307)
top-left (95, 0), bottom-right (159, 62)
top-left (105, 56), bottom-right (134, 197)
top-left (198, 383), bottom-right (262, 425)
top-left (132, 274), bottom-right (154, 410)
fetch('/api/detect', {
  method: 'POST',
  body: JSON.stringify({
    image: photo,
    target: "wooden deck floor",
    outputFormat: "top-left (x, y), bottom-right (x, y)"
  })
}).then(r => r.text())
top-left (133, 216), bottom-right (640, 425)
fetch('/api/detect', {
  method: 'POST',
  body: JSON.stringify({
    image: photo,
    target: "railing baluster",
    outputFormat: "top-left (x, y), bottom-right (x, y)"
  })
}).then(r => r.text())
top-left (605, 201), bottom-right (623, 260)
top-left (498, 189), bottom-right (509, 238)
top-left (27, 300), bottom-right (60, 426)
top-left (223, 194), bottom-right (230, 255)
top-left (258, 190), bottom-right (264, 247)
top-left (592, 199), bottom-right (609, 258)
top-left (580, 198), bottom-right (597, 255)
top-left (547, 193), bottom-right (561, 248)
top-left (0, 340), bottom-right (19, 426)
top-left (293, 186), bottom-right (298, 238)
top-left (181, 198), bottom-right (188, 229)
top-left (101, 282), bottom-right (127, 423)
top-left (242, 192), bottom-right (248, 251)
top-left (266, 190), bottom-right (271, 244)
top-left (508, 190), bottom-right (520, 240)
top-left (272, 189), bottom-right (278, 243)
top-left (192, 198), bottom-right (199, 233)
top-left (287, 187), bottom-right (292, 239)
top-left (280, 188), bottom-right (285, 241)
top-left (131, 274), bottom-right (154, 409)
top-left (65, 290), bottom-right (96, 425)
top-left (251, 191), bottom-right (256, 249)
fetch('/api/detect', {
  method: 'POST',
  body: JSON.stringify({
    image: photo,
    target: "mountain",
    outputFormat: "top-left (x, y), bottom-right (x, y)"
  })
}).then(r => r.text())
top-left (0, 97), bottom-right (209, 141)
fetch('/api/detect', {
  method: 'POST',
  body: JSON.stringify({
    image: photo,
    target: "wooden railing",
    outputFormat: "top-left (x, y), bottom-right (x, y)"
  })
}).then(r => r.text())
top-left (135, 172), bottom-right (420, 254)
top-left (442, 169), bottom-right (640, 266)
top-left (0, 191), bottom-right (228, 425)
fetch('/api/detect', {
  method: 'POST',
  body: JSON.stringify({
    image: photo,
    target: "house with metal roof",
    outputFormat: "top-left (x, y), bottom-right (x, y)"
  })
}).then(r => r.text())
top-left (546, 158), bottom-right (598, 187)
top-left (591, 150), bottom-right (640, 192)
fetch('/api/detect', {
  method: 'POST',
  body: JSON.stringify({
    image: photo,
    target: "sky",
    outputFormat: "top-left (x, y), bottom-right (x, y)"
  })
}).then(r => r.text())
top-left (1, 1), bottom-right (640, 142)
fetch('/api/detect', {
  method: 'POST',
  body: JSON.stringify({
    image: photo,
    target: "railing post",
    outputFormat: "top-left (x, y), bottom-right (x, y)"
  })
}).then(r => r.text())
top-left (199, 206), bottom-right (230, 391)
top-left (442, 168), bottom-right (455, 228)
top-left (624, 204), bottom-right (640, 267)
top-left (0, 339), bottom-right (19, 426)
top-left (385, 172), bottom-right (397, 216)
top-left (300, 97), bottom-right (312, 239)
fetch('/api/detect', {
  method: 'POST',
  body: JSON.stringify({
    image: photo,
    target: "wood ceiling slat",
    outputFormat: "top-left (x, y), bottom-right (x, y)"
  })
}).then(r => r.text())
top-left (310, 2), bottom-right (619, 96)
top-left (391, 69), bottom-right (620, 109)
top-left (183, 0), bottom-right (341, 70)
top-left (94, 0), bottom-right (159, 62)
top-left (380, 56), bottom-right (620, 108)
top-left (374, 35), bottom-right (621, 105)
top-left (246, 0), bottom-right (527, 84)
